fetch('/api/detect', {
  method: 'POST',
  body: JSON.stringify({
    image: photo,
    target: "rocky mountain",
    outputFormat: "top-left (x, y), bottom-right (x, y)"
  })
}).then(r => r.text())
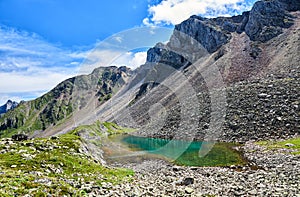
top-left (0, 66), bottom-right (133, 137)
top-left (102, 0), bottom-right (300, 141)
top-left (0, 100), bottom-right (18, 115)
top-left (0, 0), bottom-right (299, 142)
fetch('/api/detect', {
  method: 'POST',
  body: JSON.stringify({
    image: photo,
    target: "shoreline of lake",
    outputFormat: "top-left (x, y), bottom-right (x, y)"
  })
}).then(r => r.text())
top-left (90, 140), bottom-right (300, 196)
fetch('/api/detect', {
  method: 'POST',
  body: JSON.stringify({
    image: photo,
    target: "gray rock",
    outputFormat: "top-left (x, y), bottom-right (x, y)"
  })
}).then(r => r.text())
top-left (285, 143), bottom-right (295, 147)
top-left (185, 187), bottom-right (194, 194)
top-left (181, 177), bottom-right (194, 186)
top-left (12, 134), bottom-right (28, 141)
top-left (245, 0), bottom-right (296, 42)
top-left (277, 0), bottom-right (300, 11)
top-left (173, 15), bottom-right (231, 53)
top-left (257, 93), bottom-right (269, 98)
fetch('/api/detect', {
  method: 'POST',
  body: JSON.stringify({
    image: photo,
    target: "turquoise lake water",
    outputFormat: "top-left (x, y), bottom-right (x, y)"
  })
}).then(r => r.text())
top-left (118, 135), bottom-right (246, 166)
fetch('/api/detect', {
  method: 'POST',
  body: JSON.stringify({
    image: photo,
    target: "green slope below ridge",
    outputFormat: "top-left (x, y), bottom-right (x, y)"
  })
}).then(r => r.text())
top-left (0, 66), bottom-right (132, 138)
top-left (0, 129), bottom-right (133, 196)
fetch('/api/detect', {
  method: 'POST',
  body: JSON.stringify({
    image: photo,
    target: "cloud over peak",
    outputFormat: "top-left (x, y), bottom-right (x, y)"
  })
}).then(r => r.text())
top-left (144, 0), bottom-right (256, 26)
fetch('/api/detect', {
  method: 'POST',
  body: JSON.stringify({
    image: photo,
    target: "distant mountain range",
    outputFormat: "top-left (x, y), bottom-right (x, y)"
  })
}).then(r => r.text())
top-left (0, 0), bottom-right (299, 141)
top-left (0, 100), bottom-right (18, 115)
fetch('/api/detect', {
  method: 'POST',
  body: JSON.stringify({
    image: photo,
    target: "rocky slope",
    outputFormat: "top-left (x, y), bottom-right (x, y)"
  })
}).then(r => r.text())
top-left (107, 0), bottom-right (300, 142)
top-left (0, 66), bottom-right (133, 138)
top-left (0, 100), bottom-right (18, 116)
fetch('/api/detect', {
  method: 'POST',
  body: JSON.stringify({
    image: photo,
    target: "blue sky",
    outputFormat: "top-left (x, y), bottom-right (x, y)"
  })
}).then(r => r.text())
top-left (0, 0), bottom-right (257, 105)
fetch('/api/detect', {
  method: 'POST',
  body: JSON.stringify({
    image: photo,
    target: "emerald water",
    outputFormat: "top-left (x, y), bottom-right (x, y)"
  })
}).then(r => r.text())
top-left (105, 135), bottom-right (246, 167)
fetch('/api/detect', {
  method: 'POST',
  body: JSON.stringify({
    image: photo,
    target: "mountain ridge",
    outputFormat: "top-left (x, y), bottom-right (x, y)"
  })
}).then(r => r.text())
top-left (0, 66), bottom-right (133, 137)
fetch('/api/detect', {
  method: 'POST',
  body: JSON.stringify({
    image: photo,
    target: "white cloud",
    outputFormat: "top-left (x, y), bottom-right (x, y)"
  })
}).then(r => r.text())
top-left (0, 95), bottom-right (23, 106)
top-left (144, 0), bottom-right (256, 26)
top-left (129, 52), bottom-right (147, 69)
top-left (78, 49), bottom-right (123, 74)
top-left (0, 72), bottom-right (73, 93)
top-left (113, 36), bottom-right (123, 43)
top-left (79, 47), bottom-right (147, 74)
top-left (110, 51), bottom-right (147, 69)
top-left (68, 51), bottom-right (89, 59)
top-left (143, 18), bottom-right (152, 27)
top-left (0, 25), bottom-right (89, 102)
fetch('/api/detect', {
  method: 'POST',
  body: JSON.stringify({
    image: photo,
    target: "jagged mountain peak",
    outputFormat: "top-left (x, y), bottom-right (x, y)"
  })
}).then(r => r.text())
top-left (0, 100), bottom-right (18, 115)
top-left (173, 0), bottom-right (298, 52)
top-left (140, 0), bottom-right (299, 91)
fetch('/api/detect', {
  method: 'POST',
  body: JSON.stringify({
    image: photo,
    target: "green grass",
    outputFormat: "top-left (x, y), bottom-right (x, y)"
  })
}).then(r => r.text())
top-left (68, 121), bottom-right (135, 137)
top-left (256, 137), bottom-right (300, 155)
top-left (102, 122), bottom-right (136, 135)
top-left (70, 121), bottom-right (104, 137)
top-left (0, 132), bottom-right (134, 196)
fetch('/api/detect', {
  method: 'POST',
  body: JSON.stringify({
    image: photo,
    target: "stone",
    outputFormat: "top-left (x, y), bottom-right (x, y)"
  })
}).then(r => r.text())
top-left (229, 122), bottom-right (239, 131)
top-left (182, 177), bottom-right (194, 186)
top-left (0, 100), bottom-right (18, 115)
top-left (50, 136), bottom-right (59, 140)
top-left (257, 93), bottom-right (268, 98)
top-left (276, 117), bottom-right (282, 121)
top-left (245, 0), bottom-right (295, 42)
top-left (285, 143), bottom-right (295, 147)
top-left (12, 134), bottom-right (28, 141)
top-left (172, 166), bottom-right (182, 172)
top-left (185, 187), bottom-right (194, 194)
top-left (277, 0), bottom-right (300, 11)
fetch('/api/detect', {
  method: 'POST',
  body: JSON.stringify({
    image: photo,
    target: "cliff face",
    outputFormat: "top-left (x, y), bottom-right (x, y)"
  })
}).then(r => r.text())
top-left (146, 0), bottom-right (298, 64)
top-left (245, 0), bottom-right (297, 42)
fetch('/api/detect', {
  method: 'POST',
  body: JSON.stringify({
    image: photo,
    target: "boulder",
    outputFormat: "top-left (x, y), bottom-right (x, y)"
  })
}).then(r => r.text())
top-left (12, 134), bottom-right (28, 141)
top-left (285, 143), bottom-right (295, 147)
top-left (245, 0), bottom-right (295, 42)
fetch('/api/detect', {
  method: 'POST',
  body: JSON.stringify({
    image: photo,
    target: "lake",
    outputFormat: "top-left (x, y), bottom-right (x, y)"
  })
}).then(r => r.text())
top-left (104, 135), bottom-right (246, 167)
